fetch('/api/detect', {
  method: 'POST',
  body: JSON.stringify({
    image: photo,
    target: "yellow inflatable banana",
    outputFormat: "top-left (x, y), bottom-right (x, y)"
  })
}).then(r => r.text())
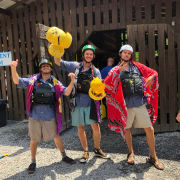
top-left (89, 77), bottom-right (106, 100)
top-left (46, 27), bottom-right (72, 57)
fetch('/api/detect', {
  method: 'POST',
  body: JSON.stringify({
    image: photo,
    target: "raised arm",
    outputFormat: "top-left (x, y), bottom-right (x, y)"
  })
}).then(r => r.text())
top-left (54, 57), bottom-right (61, 66)
top-left (10, 59), bottom-right (19, 84)
top-left (64, 73), bottom-right (75, 96)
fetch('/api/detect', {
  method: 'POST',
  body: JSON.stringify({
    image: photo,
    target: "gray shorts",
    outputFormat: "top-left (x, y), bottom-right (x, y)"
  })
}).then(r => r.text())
top-left (126, 104), bottom-right (152, 129)
top-left (28, 117), bottom-right (57, 142)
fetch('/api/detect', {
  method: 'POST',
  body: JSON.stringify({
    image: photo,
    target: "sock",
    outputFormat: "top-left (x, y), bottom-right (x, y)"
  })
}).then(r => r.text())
top-left (31, 159), bottom-right (36, 163)
top-left (61, 151), bottom-right (66, 158)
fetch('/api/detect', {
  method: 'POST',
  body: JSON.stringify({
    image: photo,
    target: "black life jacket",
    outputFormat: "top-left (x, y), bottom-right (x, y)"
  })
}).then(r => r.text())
top-left (121, 66), bottom-right (144, 96)
top-left (31, 79), bottom-right (56, 108)
top-left (76, 66), bottom-right (93, 94)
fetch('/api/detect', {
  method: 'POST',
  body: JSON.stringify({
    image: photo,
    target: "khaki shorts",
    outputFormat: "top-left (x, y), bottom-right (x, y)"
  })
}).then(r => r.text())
top-left (125, 104), bottom-right (152, 129)
top-left (28, 117), bottom-right (57, 142)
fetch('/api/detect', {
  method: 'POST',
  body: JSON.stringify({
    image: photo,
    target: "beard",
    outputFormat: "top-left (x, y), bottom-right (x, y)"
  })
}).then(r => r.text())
top-left (122, 59), bottom-right (130, 62)
top-left (121, 57), bottom-right (131, 62)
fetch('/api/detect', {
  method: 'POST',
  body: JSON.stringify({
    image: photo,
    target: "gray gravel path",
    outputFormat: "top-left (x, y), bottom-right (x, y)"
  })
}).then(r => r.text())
top-left (0, 119), bottom-right (180, 180)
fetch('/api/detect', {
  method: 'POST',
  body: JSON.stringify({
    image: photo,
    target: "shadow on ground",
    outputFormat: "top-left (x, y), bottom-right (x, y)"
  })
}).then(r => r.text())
top-left (0, 119), bottom-right (180, 162)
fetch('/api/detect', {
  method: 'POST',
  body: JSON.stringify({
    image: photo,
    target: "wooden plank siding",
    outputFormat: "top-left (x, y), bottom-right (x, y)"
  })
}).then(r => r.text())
top-left (127, 24), bottom-right (180, 134)
top-left (145, 0), bottom-right (152, 24)
top-left (177, 33), bottom-right (180, 130)
top-left (78, 0), bottom-right (85, 47)
top-left (24, 5), bottom-right (33, 75)
top-left (95, 0), bottom-right (101, 31)
top-left (36, 0), bottom-right (42, 24)
top-left (168, 25), bottom-right (178, 131)
top-left (63, 0), bottom-right (72, 127)
top-left (86, 0), bottom-right (93, 36)
top-left (0, 17), bottom-right (6, 100)
top-left (1, 15), bottom-right (13, 120)
top-left (0, 0), bottom-right (180, 134)
top-left (103, 0), bottom-right (110, 30)
top-left (155, 0), bottom-right (162, 24)
top-left (158, 24), bottom-right (169, 132)
top-left (42, 0), bottom-right (49, 26)
top-left (30, 2), bottom-right (38, 54)
top-left (126, 0), bottom-right (133, 25)
top-left (12, 11), bottom-right (25, 121)
top-left (56, 0), bottom-right (63, 29)
top-left (119, 0), bottom-right (126, 29)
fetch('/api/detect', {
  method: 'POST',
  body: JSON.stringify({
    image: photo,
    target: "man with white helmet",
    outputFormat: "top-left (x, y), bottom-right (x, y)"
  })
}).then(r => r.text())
top-left (104, 44), bottom-right (164, 170)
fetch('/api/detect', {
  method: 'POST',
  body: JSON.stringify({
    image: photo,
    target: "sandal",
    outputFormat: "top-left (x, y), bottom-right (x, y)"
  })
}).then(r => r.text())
top-left (127, 153), bottom-right (135, 165)
top-left (147, 156), bottom-right (164, 170)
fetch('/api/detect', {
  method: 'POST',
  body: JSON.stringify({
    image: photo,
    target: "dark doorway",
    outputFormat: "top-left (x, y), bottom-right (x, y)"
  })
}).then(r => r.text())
top-left (76, 29), bottom-right (127, 71)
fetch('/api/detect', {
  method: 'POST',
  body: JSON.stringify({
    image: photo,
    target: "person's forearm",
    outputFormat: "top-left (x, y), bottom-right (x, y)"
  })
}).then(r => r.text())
top-left (54, 57), bottom-right (61, 66)
top-left (64, 81), bottom-right (74, 96)
top-left (11, 68), bottom-right (19, 84)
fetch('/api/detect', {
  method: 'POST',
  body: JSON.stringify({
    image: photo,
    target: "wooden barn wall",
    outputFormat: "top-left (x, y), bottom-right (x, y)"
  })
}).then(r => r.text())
top-left (0, 0), bottom-right (180, 134)
top-left (127, 24), bottom-right (180, 134)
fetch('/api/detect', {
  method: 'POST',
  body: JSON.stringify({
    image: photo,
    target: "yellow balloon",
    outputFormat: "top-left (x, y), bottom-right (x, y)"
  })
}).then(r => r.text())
top-left (46, 27), bottom-right (58, 43)
top-left (48, 44), bottom-right (65, 58)
top-left (46, 27), bottom-right (66, 45)
top-left (51, 29), bottom-right (66, 46)
top-left (60, 32), bottom-right (72, 49)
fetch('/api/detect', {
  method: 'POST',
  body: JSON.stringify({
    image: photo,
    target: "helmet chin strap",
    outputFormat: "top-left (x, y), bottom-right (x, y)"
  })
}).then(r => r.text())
top-left (83, 57), bottom-right (92, 64)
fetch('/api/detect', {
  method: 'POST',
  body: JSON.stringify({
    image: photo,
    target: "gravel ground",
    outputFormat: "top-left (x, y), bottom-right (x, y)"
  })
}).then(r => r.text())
top-left (0, 119), bottom-right (180, 180)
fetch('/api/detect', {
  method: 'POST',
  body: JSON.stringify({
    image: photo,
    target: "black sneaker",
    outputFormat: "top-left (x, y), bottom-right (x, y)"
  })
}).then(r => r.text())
top-left (62, 156), bottom-right (75, 165)
top-left (94, 149), bottom-right (111, 159)
top-left (79, 152), bottom-right (89, 163)
top-left (27, 163), bottom-right (36, 174)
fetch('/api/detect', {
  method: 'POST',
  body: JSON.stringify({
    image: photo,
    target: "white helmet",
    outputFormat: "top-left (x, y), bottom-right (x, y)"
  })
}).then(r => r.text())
top-left (119, 44), bottom-right (133, 53)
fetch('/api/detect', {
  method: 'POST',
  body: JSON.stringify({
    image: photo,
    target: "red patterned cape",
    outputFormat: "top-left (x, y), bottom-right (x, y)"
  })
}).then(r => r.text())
top-left (104, 61), bottom-right (158, 139)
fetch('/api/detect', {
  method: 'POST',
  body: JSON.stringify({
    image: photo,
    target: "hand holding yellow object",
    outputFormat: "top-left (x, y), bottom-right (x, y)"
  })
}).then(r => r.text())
top-left (46, 27), bottom-right (72, 57)
top-left (89, 77), bottom-right (106, 100)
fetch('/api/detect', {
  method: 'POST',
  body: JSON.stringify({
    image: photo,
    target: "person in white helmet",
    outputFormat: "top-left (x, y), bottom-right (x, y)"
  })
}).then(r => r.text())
top-left (104, 44), bottom-right (164, 170)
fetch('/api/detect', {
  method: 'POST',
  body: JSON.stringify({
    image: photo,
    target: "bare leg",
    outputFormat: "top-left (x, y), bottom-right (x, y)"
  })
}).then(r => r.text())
top-left (30, 140), bottom-right (38, 159)
top-left (91, 123), bottom-right (101, 149)
top-left (125, 128), bottom-right (134, 163)
top-left (125, 128), bottom-right (134, 154)
top-left (54, 135), bottom-right (65, 152)
top-left (144, 126), bottom-right (163, 169)
top-left (144, 126), bottom-right (156, 157)
top-left (78, 125), bottom-right (88, 151)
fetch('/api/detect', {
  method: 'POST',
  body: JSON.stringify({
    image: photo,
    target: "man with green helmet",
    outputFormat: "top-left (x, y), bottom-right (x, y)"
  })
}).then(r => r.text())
top-left (54, 44), bottom-right (111, 163)
top-left (81, 45), bottom-right (95, 63)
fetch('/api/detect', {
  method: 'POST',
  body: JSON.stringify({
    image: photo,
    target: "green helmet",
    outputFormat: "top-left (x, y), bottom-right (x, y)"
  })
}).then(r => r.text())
top-left (82, 45), bottom-right (95, 54)
top-left (39, 59), bottom-right (53, 68)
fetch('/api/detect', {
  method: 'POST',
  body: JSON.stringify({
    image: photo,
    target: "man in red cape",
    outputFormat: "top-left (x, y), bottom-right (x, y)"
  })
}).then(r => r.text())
top-left (104, 45), bottom-right (163, 170)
